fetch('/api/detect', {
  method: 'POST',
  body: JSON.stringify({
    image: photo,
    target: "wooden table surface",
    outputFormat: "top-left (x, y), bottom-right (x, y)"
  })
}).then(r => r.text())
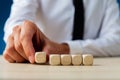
top-left (0, 55), bottom-right (120, 80)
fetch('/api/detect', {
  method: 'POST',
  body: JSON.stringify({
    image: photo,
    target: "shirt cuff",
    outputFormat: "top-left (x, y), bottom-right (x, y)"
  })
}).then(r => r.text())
top-left (64, 40), bottom-right (83, 54)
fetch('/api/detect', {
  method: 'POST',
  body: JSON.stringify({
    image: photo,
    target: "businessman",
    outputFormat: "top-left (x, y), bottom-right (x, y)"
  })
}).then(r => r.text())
top-left (3, 0), bottom-right (120, 63)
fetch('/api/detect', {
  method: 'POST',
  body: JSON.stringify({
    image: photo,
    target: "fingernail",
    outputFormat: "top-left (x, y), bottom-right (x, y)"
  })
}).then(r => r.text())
top-left (29, 56), bottom-right (34, 64)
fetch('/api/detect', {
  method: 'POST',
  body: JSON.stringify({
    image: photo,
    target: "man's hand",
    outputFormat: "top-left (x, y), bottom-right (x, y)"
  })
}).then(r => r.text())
top-left (3, 20), bottom-right (70, 63)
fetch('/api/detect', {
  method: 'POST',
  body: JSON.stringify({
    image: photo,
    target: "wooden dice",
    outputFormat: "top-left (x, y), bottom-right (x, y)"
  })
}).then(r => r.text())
top-left (61, 54), bottom-right (72, 66)
top-left (49, 54), bottom-right (61, 65)
top-left (35, 52), bottom-right (93, 66)
top-left (35, 52), bottom-right (46, 64)
top-left (82, 54), bottom-right (93, 66)
top-left (71, 54), bottom-right (82, 65)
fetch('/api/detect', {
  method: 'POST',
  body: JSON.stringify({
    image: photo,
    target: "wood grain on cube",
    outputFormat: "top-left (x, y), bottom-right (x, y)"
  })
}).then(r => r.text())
top-left (35, 52), bottom-right (46, 63)
top-left (72, 54), bottom-right (82, 65)
top-left (61, 54), bottom-right (71, 65)
top-left (82, 54), bottom-right (93, 66)
top-left (49, 54), bottom-right (60, 65)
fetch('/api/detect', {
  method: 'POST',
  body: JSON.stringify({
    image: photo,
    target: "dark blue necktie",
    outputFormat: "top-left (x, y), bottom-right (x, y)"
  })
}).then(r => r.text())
top-left (72, 0), bottom-right (84, 40)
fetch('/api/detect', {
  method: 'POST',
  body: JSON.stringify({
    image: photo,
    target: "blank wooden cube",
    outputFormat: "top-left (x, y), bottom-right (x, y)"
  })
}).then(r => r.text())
top-left (49, 54), bottom-right (60, 65)
top-left (35, 52), bottom-right (46, 64)
top-left (72, 54), bottom-right (82, 65)
top-left (82, 54), bottom-right (93, 66)
top-left (61, 54), bottom-right (71, 65)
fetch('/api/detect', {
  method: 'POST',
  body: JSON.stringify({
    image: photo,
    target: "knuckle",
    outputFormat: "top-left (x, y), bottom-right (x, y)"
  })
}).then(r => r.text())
top-left (3, 52), bottom-right (14, 63)
top-left (23, 20), bottom-right (30, 24)
top-left (23, 20), bottom-right (33, 25)
top-left (7, 45), bottom-right (14, 51)
top-left (7, 34), bottom-right (14, 44)
top-left (8, 34), bottom-right (12, 38)
top-left (23, 20), bottom-right (36, 29)
top-left (13, 26), bottom-right (19, 32)
top-left (4, 48), bottom-right (24, 63)
top-left (15, 42), bottom-right (22, 51)
top-left (5, 47), bottom-right (14, 55)
top-left (3, 52), bottom-right (9, 60)
top-left (23, 20), bottom-right (33, 28)
top-left (12, 26), bottom-right (20, 36)
top-left (8, 34), bottom-right (13, 40)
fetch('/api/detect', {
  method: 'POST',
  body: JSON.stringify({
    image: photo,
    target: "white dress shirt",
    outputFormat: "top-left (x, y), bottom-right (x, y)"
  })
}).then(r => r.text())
top-left (4, 0), bottom-right (120, 56)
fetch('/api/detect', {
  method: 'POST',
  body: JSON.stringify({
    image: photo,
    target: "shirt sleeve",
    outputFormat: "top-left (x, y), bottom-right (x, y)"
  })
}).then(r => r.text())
top-left (65, 0), bottom-right (120, 57)
top-left (4, 0), bottom-right (39, 42)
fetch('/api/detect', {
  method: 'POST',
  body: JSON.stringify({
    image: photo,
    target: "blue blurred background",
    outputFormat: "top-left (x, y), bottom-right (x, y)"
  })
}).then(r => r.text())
top-left (0, 0), bottom-right (120, 55)
top-left (0, 0), bottom-right (12, 54)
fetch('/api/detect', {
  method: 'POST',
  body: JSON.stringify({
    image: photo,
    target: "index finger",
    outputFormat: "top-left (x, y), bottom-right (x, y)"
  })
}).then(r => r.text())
top-left (20, 21), bottom-right (36, 63)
